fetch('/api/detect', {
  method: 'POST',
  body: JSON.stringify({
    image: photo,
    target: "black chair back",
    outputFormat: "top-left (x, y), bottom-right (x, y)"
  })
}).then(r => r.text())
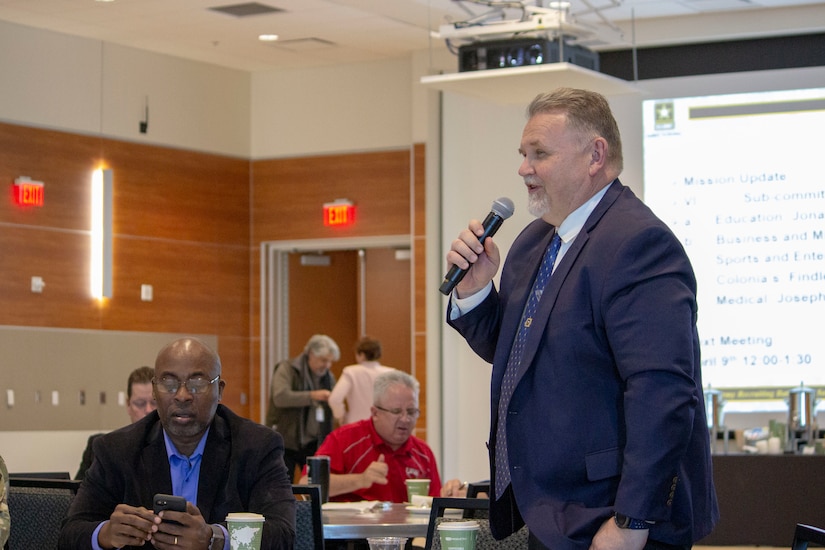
top-left (7, 478), bottom-right (81, 550)
top-left (424, 497), bottom-right (527, 550)
top-left (792, 523), bottom-right (825, 549)
top-left (8, 472), bottom-right (70, 480)
top-left (292, 484), bottom-right (324, 550)
top-left (466, 481), bottom-right (490, 499)
top-left (464, 481), bottom-right (490, 518)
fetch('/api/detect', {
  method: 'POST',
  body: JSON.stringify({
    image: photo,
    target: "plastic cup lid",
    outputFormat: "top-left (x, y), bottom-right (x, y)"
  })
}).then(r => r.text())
top-left (437, 521), bottom-right (479, 531)
top-left (405, 479), bottom-right (430, 484)
top-left (226, 512), bottom-right (265, 522)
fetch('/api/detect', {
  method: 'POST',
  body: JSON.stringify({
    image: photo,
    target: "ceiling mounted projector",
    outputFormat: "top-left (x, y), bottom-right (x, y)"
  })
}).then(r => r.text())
top-left (432, 0), bottom-right (594, 44)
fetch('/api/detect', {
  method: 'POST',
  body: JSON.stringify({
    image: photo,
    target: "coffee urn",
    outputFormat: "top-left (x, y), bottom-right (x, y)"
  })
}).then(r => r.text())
top-left (786, 382), bottom-right (819, 453)
top-left (705, 387), bottom-right (727, 454)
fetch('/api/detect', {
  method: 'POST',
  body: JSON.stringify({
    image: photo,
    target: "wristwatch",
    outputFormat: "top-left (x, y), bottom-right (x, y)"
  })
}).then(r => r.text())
top-left (209, 524), bottom-right (226, 550)
top-left (614, 513), bottom-right (652, 530)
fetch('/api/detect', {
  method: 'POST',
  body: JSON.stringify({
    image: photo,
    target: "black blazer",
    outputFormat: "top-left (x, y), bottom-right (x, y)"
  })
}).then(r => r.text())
top-left (75, 433), bottom-right (103, 480)
top-left (59, 405), bottom-right (295, 549)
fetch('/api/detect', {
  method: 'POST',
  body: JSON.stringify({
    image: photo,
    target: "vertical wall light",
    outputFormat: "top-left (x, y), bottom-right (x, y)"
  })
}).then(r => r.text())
top-left (90, 167), bottom-right (113, 299)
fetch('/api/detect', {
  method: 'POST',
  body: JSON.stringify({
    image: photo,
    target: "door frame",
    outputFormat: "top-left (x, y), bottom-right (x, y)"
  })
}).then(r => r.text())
top-left (259, 235), bottom-right (411, 422)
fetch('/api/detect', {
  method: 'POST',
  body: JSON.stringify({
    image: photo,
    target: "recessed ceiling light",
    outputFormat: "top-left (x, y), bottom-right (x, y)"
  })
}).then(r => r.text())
top-left (258, 34), bottom-right (279, 42)
top-left (95, 0), bottom-right (116, 3)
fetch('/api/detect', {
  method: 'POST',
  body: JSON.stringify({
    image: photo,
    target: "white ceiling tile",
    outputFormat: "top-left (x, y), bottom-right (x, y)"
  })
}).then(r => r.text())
top-left (0, 0), bottom-right (822, 71)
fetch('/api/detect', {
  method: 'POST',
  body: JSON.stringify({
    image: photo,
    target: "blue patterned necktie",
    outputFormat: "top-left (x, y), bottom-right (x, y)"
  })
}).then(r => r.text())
top-left (494, 232), bottom-right (562, 500)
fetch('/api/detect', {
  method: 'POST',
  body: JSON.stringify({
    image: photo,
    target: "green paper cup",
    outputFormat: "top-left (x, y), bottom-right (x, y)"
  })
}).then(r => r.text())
top-left (226, 512), bottom-right (265, 550)
top-left (405, 478), bottom-right (430, 502)
top-left (438, 520), bottom-right (479, 550)
top-left (367, 536), bottom-right (408, 550)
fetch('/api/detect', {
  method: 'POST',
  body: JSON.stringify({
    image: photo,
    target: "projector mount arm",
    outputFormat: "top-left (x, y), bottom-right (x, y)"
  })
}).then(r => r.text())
top-left (433, 0), bottom-right (592, 44)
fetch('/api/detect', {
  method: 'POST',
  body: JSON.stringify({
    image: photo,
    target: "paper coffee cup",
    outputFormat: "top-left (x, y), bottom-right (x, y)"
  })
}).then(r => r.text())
top-left (437, 520), bottom-right (480, 550)
top-left (226, 512), bottom-right (265, 550)
top-left (367, 536), bottom-right (408, 550)
top-left (405, 478), bottom-right (430, 502)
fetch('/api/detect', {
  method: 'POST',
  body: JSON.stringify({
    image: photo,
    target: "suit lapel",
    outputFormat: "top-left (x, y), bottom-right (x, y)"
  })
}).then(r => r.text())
top-left (197, 409), bottom-right (230, 523)
top-left (500, 229), bottom-right (558, 385)
top-left (510, 180), bottom-right (623, 385)
top-left (137, 409), bottom-right (231, 522)
top-left (500, 230), bottom-right (554, 343)
top-left (141, 420), bottom-right (173, 505)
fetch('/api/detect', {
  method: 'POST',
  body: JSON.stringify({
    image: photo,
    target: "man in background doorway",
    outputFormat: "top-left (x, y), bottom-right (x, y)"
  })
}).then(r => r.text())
top-left (75, 365), bottom-right (156, 480)
top-left (328, 336), bottom-right (395, 425)
top-left (267, 334), bottom-right (339, 482)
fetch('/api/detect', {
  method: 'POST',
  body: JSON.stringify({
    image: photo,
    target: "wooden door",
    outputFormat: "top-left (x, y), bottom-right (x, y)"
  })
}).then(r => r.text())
top-left (286, 247), bottom-right (411, 379)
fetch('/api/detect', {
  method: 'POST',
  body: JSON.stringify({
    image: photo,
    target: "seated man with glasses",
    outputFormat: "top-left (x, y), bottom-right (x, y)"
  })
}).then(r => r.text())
top-left (59, 337), bottom-right (295, 550)
top-left (300, 370), bottom-right (465, 502)
top-left (76, 365), bottom-right (157, 480)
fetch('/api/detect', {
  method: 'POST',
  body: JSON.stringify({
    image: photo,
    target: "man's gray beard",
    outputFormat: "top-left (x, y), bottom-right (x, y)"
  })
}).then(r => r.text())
top-left (527, 192), bottom-right (549, 218)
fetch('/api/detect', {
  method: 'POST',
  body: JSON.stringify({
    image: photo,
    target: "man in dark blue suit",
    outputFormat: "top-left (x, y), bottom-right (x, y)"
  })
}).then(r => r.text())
top-left (446, 87), bottom-right (718, 550)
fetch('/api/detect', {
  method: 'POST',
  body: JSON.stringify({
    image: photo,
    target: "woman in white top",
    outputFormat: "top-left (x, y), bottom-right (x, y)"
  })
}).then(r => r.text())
top-left (328, 337), bottom-right (395, 425)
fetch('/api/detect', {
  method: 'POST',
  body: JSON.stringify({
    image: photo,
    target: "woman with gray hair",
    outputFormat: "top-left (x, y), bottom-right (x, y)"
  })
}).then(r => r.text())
top-left (267, 334), bottom-right (340, 482)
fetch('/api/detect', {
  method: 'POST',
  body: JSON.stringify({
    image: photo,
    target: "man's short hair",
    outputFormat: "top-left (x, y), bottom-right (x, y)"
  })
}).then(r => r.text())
top-left (373, 370), bottom-right (419, 403)
top-left (127, 366), bottom-right (154, 399)
top-left (527, 87), bottom-right (623, 173)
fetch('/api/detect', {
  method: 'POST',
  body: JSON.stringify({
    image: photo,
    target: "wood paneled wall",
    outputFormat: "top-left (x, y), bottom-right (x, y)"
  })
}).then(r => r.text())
top-left (250, 147), bottom-right (428, 437)
top-left (2, 121), bottom-right (429, 435)
top-left (411, 144), bottom-right (429, 441)
top-left (251, 150), bottom-right (412, 241)
top-left (0, 121), bottom-right (253, 414)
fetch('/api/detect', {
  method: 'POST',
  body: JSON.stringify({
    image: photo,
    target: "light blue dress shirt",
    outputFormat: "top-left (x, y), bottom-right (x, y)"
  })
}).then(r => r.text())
top-left (91, 428), bottom-right (229, 550)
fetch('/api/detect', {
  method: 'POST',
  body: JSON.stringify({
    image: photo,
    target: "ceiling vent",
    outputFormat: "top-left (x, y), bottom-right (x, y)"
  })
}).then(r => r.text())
top-left (264, 38), bottom-right (336, 51)
top-left (209, 2), bottom-right (284, 17)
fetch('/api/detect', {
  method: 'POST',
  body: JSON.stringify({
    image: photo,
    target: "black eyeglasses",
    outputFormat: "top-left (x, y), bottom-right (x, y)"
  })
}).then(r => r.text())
top-left (375, 405), bottom-right (420, 419)
top-left (153, 375), bottom-right (220, 395)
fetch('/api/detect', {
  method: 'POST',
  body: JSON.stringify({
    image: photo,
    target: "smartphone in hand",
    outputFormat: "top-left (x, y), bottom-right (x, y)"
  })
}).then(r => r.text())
top-left (153, 493), bottom-right (186, 525)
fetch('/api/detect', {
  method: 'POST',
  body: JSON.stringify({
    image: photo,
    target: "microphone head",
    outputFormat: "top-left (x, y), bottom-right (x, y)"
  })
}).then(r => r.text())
top-left (491, 197), bottom-right (515, 219)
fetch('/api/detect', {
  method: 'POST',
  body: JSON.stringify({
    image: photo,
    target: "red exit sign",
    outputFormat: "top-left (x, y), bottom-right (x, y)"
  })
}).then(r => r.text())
top-left (14, 177), bottom-right (45, 207)
top-left (323, 200), bottom-right (355, 227)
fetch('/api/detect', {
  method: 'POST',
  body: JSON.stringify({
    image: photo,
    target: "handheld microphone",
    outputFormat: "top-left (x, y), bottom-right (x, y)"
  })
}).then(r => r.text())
top-left (439, 197), bottom-right (515, 295)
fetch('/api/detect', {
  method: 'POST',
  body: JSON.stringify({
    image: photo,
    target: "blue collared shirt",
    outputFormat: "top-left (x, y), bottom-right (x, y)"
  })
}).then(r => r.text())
top-left (164, 428), bottom-right (208, 505)
top-left (451, 182), bottom-right (612, 316)
top-left (91, 428), bottom-right (229, 550)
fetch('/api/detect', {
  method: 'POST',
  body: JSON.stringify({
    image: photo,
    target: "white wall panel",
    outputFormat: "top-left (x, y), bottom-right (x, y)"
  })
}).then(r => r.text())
top-left (100, 43), bottom-right (250, 157)
top-left (0, 20), bottom-right (251, 157)
top-left (250, 59), bottom-right (412, 158)
top-left (0, 20), bottom-right (102, 134)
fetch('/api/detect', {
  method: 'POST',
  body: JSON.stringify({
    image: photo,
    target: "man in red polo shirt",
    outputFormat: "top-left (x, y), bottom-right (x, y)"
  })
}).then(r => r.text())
top-left (301, 370), bottom-right (465, 502)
